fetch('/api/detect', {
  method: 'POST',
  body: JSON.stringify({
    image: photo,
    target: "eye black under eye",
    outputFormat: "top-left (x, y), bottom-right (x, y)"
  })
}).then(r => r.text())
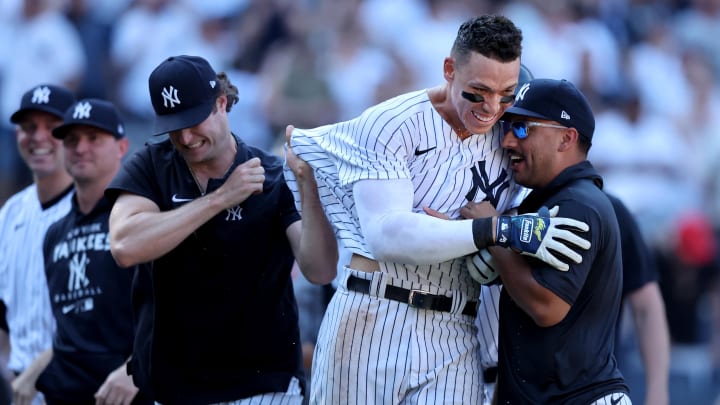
top-left (500, 95), bottom-right (516, 104)
top-left (462, 91), bottom-right (516, 104)
top-left (461, 91), bottom-right (484, 103)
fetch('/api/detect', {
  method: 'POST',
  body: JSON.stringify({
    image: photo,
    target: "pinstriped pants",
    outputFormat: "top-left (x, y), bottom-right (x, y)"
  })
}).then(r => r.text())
top-left (310, 270), bottom-right (482, 404)
top-left (153, 377), bottom-right (303, 405)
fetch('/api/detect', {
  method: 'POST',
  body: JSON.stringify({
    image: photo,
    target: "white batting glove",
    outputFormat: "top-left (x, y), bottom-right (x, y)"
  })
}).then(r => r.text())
top-left (466, 249), bottom-right (501, 285)
top-left (496, 206), bottom-right (591, 271)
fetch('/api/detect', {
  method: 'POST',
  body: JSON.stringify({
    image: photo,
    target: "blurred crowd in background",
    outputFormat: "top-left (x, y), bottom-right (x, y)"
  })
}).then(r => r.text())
top-left (1, 0), bottom-right (720, 402)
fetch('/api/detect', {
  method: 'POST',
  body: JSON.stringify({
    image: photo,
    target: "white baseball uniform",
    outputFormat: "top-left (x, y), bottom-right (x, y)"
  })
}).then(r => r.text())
top-left (284, 89), bottom-right (526, 404)
top-left (0, 184), bottom-right (71, 387)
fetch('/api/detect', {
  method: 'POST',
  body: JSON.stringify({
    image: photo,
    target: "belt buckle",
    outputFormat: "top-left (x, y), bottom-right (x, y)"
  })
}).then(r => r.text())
top-left (408, 289), bottom-right (431, 308)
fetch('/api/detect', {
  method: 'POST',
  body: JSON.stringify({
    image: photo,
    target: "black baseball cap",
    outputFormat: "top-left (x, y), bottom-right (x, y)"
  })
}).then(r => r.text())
top-left (10, 84), bottom-right (76, 124)
top-left (148, 55), bottom-right (220, 135)
top-left (503, 78), bottom-right (595, 140)
top-left (52, 98), bottom-right (125, 139)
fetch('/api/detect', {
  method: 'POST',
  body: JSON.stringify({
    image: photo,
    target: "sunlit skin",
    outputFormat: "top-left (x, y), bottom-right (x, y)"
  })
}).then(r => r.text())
top-left (166, 94), bottom-right (237, 181)
top-left (444, 53), bottom-right (520, 138)
top-left (62, 126), bottom-right (128, 189)
top-left (501, 118), bottom-right (572, 188)
top-left (16, 111), bottom-right (67, 180)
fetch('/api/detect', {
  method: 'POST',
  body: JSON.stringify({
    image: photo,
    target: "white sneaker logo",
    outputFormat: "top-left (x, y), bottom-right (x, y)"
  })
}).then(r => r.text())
top-left (172, 194), bottom-right (193, 203)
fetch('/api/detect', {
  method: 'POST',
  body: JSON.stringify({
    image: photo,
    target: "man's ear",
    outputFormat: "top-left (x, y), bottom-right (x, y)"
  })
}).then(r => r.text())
top-left (443, 57), bottom-right (455, 82)
top-left (558, 127), bottom-right (579, 152)
top-left (117, 137), bottom-right (130, 157)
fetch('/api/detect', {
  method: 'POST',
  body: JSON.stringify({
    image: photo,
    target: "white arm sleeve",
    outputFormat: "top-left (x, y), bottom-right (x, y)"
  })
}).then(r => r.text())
top-left (353, 178), bottom-right (480, 265)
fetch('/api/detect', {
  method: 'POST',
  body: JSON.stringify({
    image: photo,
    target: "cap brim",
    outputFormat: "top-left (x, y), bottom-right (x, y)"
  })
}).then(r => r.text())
top-left (10, 106), bottom-right (64, 124)
top-left (52, 122), bottom-right (122, 140)
top-left (151, 100), bottom-right (214, 136)
top-left (501, 106), bottom-right (551, 121)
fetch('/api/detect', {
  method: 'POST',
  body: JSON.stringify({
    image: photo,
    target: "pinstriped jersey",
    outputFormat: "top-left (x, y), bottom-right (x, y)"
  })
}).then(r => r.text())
top-left (286, 89), bottom-right (526, 296)
top-left (0, 184), bottom-right (72, 372)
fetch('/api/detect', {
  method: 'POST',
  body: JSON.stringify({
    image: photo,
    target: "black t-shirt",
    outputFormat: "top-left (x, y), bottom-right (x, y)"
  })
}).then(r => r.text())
top-left (38, 195), bottom-right (138, 403)
top-left (606, 193), bottom-right (658, 296)
top-left (105, 136), bottom-right (304, 404)
top-left (495, 161), bottom-right (628, 404)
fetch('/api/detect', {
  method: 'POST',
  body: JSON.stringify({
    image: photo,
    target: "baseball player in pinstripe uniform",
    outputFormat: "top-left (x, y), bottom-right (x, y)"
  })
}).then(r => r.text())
top-left (0, 84), bottom-right (75, 405)
top-left (284, 16), bottom-right (591, 404)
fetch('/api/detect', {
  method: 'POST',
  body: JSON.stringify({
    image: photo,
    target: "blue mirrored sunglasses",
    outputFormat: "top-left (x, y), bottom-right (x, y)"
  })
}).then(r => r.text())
top-left (500, 120), bottom-right (567, 139)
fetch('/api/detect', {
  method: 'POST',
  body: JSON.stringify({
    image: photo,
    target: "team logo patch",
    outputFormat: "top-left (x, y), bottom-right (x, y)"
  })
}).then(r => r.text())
top-left (162, 85), bottom-right (181, 108)
top-left (225, 205), bottom-right (242, 221)
top-left (68, 252), bottom-right (91, 291)
top-left (31, 86), bottom-right (51, 104)
top-left (73, 101), bottom-right (92, 119)
top-left (516, 83), bottom-right (530, 100)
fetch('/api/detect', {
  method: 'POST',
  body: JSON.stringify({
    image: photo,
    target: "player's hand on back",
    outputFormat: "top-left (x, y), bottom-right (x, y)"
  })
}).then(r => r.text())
top-left (496, 206), bottom-right (591, 271)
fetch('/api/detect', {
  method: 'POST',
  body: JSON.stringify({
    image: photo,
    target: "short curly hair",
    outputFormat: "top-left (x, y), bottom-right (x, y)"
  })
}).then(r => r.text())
top-left (214, 71), bottom-right (239, 113)
top-left (451, 15), bottom-right (523, 65)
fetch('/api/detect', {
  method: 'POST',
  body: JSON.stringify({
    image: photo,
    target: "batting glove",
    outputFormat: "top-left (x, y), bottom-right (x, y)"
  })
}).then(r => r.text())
top-left (496, 206), bottom-right (590, 271)
top-left (466, 249), bottom-right (501, 285)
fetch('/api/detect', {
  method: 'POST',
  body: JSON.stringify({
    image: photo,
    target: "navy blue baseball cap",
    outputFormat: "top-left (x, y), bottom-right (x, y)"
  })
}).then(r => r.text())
top-left (503, 78), bottom-right (595, 140)
top-left (516, 64), bottom-right (534, 94)
top-left (10, 84), bottom-right (76, 124)
top-left (52, 98), bottom-right (125, 139)
top-left (148, 55), bottom-right (220, 135)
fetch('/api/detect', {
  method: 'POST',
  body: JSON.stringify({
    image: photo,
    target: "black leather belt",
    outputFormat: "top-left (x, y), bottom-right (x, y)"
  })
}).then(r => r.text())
top-left (346, 275), bottom-right (477, 317)
top-left (483, 366), bottom-right (498, 383)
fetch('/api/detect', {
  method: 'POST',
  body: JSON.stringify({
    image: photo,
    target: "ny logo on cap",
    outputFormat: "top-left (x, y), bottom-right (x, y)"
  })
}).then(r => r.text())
top-left (73, 102), bottom-right (92, 119)
top-left (516, 83), bottom-right (530, 101)
top-left (31, 86), bottom-right (52, 105)
top-left (162, 86), bottom-right (181, 108)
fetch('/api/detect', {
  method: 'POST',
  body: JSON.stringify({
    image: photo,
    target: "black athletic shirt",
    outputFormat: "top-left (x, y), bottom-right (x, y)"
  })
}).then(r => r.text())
top-left (606, 193), bottom-right (658, 296)
top-left (606, 192), bottom-right (659, 354)
top-left (495, 161), bottom-right (629, 404)
top-left (105, 135), bottom-right (303, 404)
top-left (38, 195), bottom-right (140, 404)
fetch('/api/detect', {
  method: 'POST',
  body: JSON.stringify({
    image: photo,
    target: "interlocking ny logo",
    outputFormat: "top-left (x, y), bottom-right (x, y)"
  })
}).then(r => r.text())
top-left (516, 83), bottom-right (530, 101)
top-left (72, 101), bottom-right (92, 119)
top-left (225, 205), bottom-right (243, 221)
top-left (162, 86), bottom-right (181, 108)
top-left (68, 252), bottom-right (90, 291)
top-left (465, 161), bottom-right (510, 208)
top-left (31, 86), bottom-right (51, 104)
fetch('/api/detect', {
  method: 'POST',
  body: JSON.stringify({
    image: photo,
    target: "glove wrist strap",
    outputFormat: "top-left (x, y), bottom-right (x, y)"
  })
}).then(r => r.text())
top-left (495, 216), bottom-right (512, 248)
top-left (471, 217), bottom-right (494, 250)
